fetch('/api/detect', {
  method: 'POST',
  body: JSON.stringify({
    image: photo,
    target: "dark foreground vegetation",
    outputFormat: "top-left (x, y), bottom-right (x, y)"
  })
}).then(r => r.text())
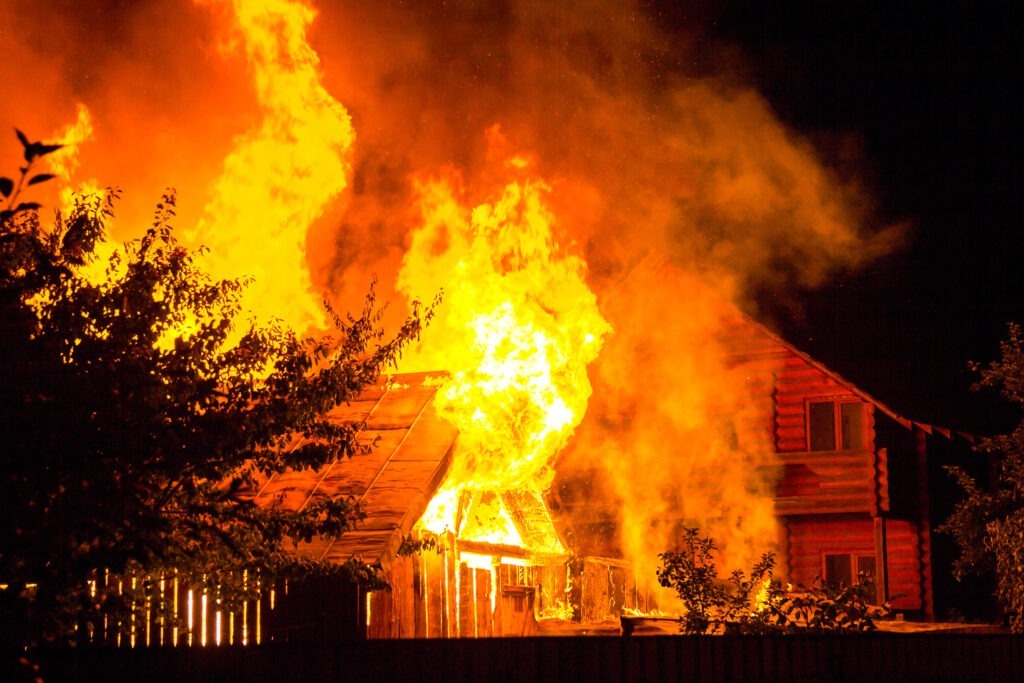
top-left (3, 633), bottom-right (1021, 683)
top-left (2, 132), bottom-right (430, 648)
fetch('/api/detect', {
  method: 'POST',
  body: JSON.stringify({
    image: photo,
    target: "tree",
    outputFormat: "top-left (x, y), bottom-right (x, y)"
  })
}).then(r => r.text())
top-left (0, 131), bottom-right (432, 646)
top-left (657, 528), bottom-right (778, 634)
top-left (941, 323), bottom-right (1024, 632)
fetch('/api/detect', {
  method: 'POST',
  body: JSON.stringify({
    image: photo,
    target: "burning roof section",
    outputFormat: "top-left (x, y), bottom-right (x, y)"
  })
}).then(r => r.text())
top-left (453, 488), bottom-right (568, 560)
top-left (250, 371), bottom-right (457, 565)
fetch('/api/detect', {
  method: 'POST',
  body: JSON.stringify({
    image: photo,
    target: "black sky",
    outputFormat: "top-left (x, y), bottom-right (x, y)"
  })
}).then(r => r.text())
top-left (663, 1), bottom-right (1023, 433)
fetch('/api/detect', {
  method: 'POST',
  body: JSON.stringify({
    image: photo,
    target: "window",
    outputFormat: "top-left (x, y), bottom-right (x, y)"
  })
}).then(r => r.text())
top-left (824, 553), bottom-right (878, 602)
top-left (807, 400), bottom-right (866, 451)
top-left (824, 553), bottom-right (853, 587)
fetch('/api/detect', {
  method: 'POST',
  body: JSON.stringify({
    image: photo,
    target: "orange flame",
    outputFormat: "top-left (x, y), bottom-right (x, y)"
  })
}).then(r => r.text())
top-left (43, 105), bottom-right (120, 286)
top-left (46, 103), bottom-right (106, 217)
top-left (46, 103), bottom-right (95, 200)
top-left (1, 1), bottom-right (900, 612)
top-left (184, 0), bottom-right (355, 334)
top-left (402, 130), bottom-right (609, 538)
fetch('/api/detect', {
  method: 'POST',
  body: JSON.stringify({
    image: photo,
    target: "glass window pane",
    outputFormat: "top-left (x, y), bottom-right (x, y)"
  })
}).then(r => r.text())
top-left (857, 555), bottom-right (876, 577)
top-left (824, 554), bottom-right (852, 587)
top-left (857, 556), bottom-right (878, 603)
top-left (840, 402), bottom-right (865, 450)
top-left (808, 402), bottom-right (836, 451)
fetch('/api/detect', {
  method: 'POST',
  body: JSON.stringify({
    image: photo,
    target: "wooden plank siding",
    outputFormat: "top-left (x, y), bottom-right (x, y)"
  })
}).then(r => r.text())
top-left (774, 449), bottom-right (877, 516)
top-left (720, 312), bottom-right (891, 518)
top-left (786, 516), bottom-right (922, 610)
top-left (717, 311), bottom-right (930, 614)
top-left (773, 359), bottom-right (871, 454)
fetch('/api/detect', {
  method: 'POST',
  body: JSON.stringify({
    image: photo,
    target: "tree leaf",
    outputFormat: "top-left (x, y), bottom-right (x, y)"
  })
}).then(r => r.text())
top-left (24, 143), bottom-right (40, 162)
top-left (36, 144), bottom-right (64, 157)
top-left (27, 173), bottom-right (57, 186)
top-left (0, 176), bottom-right (13, 198)
top-left (14, 202), bottom-right (42, 212)
top-left (15, 128), bottom-right (30, 148)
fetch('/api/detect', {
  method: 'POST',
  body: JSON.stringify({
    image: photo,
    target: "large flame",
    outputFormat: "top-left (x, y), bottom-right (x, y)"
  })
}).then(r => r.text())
top-left (563, 263), bottom-right (781, 610)
top-left (46, 103), bottom-right (97, 208)
top-left (401, 129), bottom-right (609, 536)
top-left (2, 0), bottom-right (899, 610)
top-left (183, 0), bottom-right (355, 333)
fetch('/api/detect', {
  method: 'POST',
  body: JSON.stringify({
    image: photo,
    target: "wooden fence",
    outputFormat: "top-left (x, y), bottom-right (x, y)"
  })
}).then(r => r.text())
top-left (75, 569), bottom-right (274, 648)
top-left (11, 633), bottom-right (1023, 682)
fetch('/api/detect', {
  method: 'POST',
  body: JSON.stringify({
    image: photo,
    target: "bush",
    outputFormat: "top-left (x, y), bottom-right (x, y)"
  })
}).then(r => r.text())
top-left (657, 528), bottom-right (888, 634)
top-left (1, 130), bottom-right (431, 646)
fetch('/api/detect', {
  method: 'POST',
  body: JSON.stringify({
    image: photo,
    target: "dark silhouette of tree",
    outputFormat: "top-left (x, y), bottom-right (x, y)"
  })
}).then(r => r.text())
top-left (0, 131), bottom-right (433, 646)
top-left (942, 323), bottom-right (1024, 632)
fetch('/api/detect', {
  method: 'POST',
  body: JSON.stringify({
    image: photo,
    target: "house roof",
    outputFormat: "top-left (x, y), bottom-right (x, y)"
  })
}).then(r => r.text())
top-left (253, 371), bottom-right (458, 565)
top-left (736, 312), bottom-right (975, 443)
top-left (623, 251), bottom-right (975, 443)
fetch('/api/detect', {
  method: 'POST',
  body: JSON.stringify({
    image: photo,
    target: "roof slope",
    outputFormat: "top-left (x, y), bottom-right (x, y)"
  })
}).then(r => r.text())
top-left (254, 371), bottom-right (457, 565)
top-left (630, 251), bottom-right (973, 441)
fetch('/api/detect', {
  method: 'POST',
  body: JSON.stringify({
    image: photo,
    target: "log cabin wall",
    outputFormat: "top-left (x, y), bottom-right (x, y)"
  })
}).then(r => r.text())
top-left (786, 516), bottom-right (922, 610)
top-left (718, 312), bottom-right (928, 614)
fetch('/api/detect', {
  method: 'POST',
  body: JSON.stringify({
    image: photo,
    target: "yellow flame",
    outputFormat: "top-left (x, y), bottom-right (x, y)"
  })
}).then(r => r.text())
top-left (753, 577), bottom-right (772, 613)
top-left (47, 103), bottom-right (93, 192)
top-left (538, 600), bottom-right (574, 621)
top-left (186, 0), bottom-right (355, 334)
top-left (403, 131), bottom-right (609, 545)
top-left (459, 492), bottom-right (525, 547)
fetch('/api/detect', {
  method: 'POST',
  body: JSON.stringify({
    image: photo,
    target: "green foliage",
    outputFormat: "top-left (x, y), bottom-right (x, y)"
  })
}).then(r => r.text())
top-left (940, 322), bottom-right (1024, 632)
top-left (768, 575), bottom-right (887, 632)
top-left (657, 528), bottom-right (886, 634)
top-left (657, 528), bottom-right (777, 634)
top-left (0, 130), bottom-right (432, 646)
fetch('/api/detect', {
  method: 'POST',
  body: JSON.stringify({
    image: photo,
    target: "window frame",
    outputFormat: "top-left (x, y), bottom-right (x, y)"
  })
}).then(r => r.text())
top-left (822, 552), bottom-right (879, 603)
top-left (805, 398), bottom-right (868, 452)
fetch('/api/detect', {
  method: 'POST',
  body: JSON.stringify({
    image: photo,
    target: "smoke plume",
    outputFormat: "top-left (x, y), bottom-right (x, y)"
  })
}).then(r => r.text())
top-left (1, 0), bottom-right (897, 597)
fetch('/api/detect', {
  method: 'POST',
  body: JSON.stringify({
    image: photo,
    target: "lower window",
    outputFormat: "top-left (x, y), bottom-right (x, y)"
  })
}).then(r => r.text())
top-left (823, 553), bottom-right (878, 602)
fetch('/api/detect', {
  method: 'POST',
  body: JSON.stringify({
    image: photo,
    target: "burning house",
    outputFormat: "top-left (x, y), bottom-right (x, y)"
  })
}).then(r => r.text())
top-left (3, 0), bottom-right (978, 645)
top-left (242, 255), bottom-right (970, 642)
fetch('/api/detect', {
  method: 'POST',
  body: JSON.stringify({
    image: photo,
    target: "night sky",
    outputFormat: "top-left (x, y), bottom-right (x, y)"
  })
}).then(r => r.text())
top-left (669, 1), bottom-right (1023, 434)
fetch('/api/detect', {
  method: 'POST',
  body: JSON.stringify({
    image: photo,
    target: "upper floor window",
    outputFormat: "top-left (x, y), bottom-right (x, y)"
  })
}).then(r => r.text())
top-left (807, 400), bottom-right (865, 451)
